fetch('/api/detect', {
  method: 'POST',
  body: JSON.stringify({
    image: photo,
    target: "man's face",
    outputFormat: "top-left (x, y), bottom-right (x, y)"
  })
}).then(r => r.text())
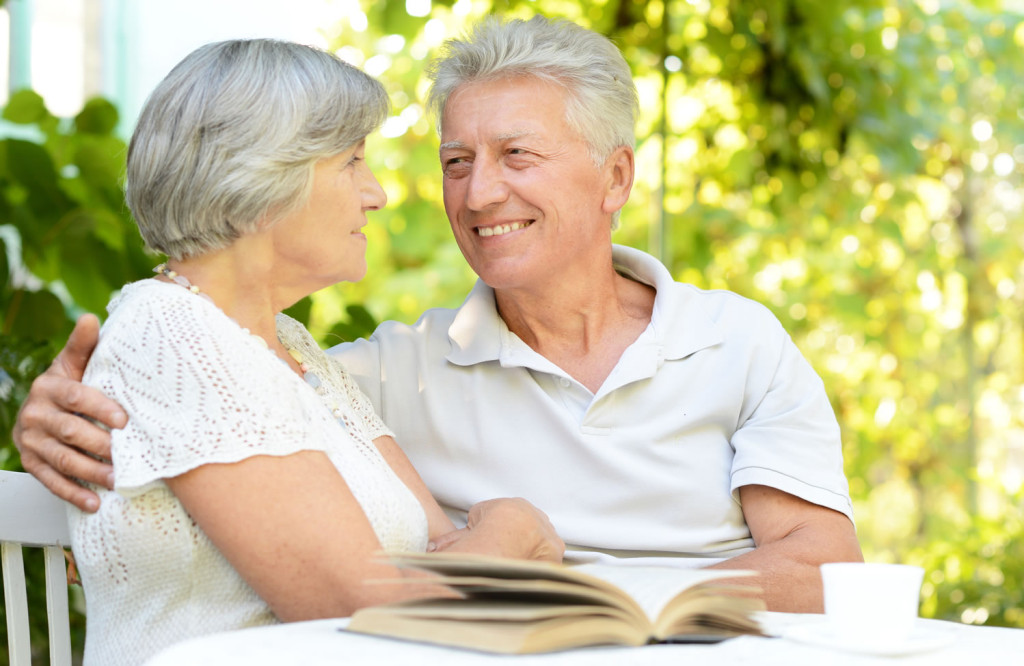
top-left (438, 76), bottom-right (619, 291)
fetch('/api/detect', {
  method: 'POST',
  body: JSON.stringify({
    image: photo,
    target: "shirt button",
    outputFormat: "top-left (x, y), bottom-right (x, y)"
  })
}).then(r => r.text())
top-left (559, 378), bottom-right (571, 388)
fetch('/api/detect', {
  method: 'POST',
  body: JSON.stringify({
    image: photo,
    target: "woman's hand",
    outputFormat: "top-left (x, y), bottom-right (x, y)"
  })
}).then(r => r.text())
top-left (428, 498), bottom-right (564, 563)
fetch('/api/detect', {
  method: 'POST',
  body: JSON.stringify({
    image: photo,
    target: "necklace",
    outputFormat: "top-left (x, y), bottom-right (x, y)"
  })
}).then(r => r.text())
top-left (154, 263), bottom-right (322, 387)
top-left (153, 264), bottom-right (349, 427)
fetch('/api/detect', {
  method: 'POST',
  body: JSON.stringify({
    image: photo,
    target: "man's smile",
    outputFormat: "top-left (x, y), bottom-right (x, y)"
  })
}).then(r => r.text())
top-left (476, 221), bottom-right (533, 237)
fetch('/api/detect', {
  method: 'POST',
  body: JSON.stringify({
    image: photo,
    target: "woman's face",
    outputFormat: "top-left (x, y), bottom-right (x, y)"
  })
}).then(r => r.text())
top-left (270, 141), bottom-right (386, 289)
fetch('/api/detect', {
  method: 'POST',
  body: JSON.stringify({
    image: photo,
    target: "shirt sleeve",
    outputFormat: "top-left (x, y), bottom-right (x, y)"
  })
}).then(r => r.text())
top-left (727, 304), bottom-right (854, 522)
top-left (86, 287), bottom-right (335, 495)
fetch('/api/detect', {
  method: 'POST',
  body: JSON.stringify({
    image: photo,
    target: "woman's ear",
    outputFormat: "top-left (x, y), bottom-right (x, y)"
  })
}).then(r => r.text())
top-left (601, 146), bottom-right (635, 215)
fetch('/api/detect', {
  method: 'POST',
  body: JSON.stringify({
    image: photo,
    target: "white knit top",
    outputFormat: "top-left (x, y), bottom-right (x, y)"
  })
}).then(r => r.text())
top-left (69, 279), bottom-right (428, 666)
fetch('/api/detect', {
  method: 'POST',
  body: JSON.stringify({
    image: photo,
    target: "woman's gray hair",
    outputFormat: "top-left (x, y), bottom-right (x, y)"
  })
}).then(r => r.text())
top-left (126, 39), bottom-right (389, 260)
top-left (425, 15), bottom-right (638, 166)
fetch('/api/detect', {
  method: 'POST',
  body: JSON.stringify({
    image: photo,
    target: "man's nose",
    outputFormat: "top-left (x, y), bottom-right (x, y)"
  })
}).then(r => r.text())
top-left (465, 159), bottom-right (509, 211)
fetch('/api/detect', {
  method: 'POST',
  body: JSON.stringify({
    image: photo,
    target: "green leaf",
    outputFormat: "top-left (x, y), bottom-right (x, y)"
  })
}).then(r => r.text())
top-left (282, 296), bottom-right (313, 326)
top-left (4, 138), bottom-right (72, 220)
top-left (324, 305), bottom-right (380, 343)
top-left (1, 89), bottom-right (49, 124)
top-left (325, 321), bottom-right (368, 344)
top-left (73, 134), bottom-right (127, 207)
top-left (75, 97), bottom-right (120, 135)
top-left (345, 304), bottom-right (378, 333)
top-left (89, 208), bottom-right (129, 252)
top-left (4, 289), bottom-right (66, 340)
top-left (0, 237), bottom-right (8, 293)
top-left (58, 235), bottom-right (132, 314)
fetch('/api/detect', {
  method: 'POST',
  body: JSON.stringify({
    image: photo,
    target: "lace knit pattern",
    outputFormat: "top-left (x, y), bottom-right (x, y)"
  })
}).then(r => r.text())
top-left (69, 280), bottom-right (428, 665)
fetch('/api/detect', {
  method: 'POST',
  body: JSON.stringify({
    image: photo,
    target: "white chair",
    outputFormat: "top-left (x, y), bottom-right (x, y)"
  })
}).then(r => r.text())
top-left (1, 470), bottom-right (72, 666)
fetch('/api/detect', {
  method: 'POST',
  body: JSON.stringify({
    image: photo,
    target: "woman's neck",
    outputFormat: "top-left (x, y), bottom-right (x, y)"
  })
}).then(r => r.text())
top-left (167, 254), bottom-right (274, 337)
top-left (160, 240), bottom-right (307, 374)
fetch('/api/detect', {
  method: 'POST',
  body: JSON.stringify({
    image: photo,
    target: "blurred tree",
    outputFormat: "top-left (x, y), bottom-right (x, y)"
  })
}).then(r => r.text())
top-left (1, 91), bottom-right (153, 447)
top-left (0, 89), bottom-right (129, 664)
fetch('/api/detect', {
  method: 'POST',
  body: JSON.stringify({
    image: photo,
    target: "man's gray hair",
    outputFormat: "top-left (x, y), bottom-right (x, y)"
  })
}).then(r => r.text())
top-left (425, 15), bottom-right (639, 166)
top-left (126, 39), bottom-right (389, 260)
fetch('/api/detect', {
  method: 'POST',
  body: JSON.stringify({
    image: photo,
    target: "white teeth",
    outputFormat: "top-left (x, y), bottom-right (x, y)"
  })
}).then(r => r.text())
top-left (478, 222), bottom-right (529, 237)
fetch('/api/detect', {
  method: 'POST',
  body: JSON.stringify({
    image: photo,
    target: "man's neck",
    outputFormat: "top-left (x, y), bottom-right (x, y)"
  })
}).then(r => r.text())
top-left (494, 268), bottom-right (655, 393)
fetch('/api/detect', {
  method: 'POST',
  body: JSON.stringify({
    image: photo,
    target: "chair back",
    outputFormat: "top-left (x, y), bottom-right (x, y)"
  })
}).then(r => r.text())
top-left (0, 470), bottom-right (72, 666)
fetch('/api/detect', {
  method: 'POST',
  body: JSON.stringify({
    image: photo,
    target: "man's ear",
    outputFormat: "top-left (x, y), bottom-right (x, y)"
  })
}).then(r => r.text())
top-left (601, 146), bottom-right (635, 215)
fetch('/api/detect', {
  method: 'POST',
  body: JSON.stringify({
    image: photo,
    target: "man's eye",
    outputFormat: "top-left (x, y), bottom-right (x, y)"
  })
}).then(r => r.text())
top-left (443, 159), bottom-right (471, 177)
top-left (505, 149), bottom-right (536, 168)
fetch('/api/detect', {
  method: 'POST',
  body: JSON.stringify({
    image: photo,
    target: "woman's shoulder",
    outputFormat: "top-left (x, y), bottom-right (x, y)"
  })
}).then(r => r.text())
top-left (274, 312), bottom-right (314, 343)
top-left (108, 279), bottom-right (250, 336)
top-left (105, 279), bottom-right (212, 323)
top-left (275, 313), bottom-right (356, 384)
top-left (274, 312), bottom-right (326, 363)
top-left (96, 280), bottom-right (271, 375)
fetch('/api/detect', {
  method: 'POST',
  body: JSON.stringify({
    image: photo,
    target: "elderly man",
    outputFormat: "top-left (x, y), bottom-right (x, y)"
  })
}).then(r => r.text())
top-left (13, 15), bottom-right (862, 611)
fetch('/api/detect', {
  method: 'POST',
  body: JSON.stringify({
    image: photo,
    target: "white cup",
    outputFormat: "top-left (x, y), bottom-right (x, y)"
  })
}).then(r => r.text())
top-left (820, 562), bottom-right (925, 647)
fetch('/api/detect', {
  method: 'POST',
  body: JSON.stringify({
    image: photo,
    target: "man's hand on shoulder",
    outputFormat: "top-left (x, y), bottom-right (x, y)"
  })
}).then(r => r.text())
top-left (13, 314), bottom-right (125, 512)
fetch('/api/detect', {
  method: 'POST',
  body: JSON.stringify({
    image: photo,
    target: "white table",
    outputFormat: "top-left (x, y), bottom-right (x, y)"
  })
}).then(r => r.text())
top-left (146, 612), bottom-right (1024, 665)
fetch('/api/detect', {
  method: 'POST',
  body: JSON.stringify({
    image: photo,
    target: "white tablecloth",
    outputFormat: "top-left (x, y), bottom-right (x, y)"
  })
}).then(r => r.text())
top-left (146, 612), bottom-right (1024, 665)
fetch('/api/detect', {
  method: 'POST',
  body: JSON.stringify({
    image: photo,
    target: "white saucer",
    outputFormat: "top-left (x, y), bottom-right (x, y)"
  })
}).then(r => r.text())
top-left (782, 623), bottom-right (955, 657)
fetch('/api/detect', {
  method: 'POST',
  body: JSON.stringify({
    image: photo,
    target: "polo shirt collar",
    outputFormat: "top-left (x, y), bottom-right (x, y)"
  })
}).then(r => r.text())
top-left (445, 245), bottom-right (723, 367)
top-left (612, 245), bottom-right (724, 360)
top-left (446, 279), bottom-right (504, 366)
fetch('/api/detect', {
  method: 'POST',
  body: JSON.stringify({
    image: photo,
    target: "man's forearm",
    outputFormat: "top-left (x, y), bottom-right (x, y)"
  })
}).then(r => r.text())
top-left (708, 518), bottom-right (863, 612)
top-left (709, 484), bottom-right (864, 612)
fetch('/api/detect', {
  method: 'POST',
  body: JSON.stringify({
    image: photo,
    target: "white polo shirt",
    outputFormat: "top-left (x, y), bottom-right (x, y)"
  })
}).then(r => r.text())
top-left (329, 245), bottom-right (853, 567)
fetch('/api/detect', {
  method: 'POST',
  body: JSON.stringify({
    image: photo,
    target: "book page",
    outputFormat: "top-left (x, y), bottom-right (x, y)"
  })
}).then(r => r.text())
top-left (380, 552), bottom-right (755, 624)
top-left (572, 564), bottom-right (750, 620)
top-left (385, 551), bottom-right (595, 584)
top-left (348, 606), bottom-right (647, 653)
top-left (352, 553), bottom-right (764, 651)
top-left (383, 552), bottom-right (645, 614)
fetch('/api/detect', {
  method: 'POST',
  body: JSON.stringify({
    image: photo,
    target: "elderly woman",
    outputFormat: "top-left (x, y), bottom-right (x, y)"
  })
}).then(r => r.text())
top-left (68, 39), bottom-right (562, 665)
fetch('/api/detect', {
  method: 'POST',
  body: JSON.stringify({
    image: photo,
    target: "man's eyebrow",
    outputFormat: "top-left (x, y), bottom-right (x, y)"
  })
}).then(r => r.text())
top-left (439, 130), bottom-right (536, 153)
top-left (496, 130), bottom-right (534, 142)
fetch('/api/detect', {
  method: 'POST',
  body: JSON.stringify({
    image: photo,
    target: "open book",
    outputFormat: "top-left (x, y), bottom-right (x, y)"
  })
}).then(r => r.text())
top-left (346, 552), bottom-right (766, 654)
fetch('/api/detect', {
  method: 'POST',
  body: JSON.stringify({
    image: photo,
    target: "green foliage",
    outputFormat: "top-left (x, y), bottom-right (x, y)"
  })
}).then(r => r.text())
top-left (0, 89), bottom-right (143, 664)
top-left (1, 89), bottom-right (152, 450)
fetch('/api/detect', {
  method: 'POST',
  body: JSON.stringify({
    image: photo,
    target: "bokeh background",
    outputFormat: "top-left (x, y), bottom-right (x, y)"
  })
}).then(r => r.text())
top-left (2, 0), bottom-right (1023, 661)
